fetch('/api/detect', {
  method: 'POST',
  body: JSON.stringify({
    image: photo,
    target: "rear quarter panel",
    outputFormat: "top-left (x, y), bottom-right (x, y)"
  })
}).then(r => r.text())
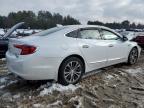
top-left (35, 33), bottom-right (89, 72)
top-left (127, 41), bottom-right (141, 59)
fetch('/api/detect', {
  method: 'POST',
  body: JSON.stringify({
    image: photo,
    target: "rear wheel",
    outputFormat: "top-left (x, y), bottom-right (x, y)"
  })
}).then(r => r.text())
top-left (128, 47), bottom-right (138, 65)
top-left (58, 57), bottom-right (84, 85)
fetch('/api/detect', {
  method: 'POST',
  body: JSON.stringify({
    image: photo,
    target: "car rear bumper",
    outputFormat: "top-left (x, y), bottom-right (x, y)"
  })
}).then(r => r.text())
top-left (6, 51), bottom-right (62, 81)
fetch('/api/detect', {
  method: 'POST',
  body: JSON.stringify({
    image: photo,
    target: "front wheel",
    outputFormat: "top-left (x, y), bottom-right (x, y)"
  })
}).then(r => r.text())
top-left (128, 47), bottom-right (138, 65)
top-left (58, 57), bottom-right (84, 85)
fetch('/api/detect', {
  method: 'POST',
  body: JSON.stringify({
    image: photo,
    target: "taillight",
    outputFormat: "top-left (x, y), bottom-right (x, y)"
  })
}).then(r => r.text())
top-left (14, 44), bottom-right (36, 55)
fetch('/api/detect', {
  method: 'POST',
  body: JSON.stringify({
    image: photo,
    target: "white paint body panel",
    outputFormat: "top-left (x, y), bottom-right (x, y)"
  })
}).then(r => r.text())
top-left (6, 25), bottom-right (141, 81)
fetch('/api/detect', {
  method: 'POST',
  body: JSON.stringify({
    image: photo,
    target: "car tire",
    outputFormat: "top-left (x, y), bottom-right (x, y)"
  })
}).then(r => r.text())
top-left (58, 57), bottom-right (84, 85)
top-left (128, 47), bottom-right (138, 65)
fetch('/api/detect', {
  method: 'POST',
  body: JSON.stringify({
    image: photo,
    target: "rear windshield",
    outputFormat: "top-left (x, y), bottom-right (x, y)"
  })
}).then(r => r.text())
top-left (33, 26), bottom-right (66, 36)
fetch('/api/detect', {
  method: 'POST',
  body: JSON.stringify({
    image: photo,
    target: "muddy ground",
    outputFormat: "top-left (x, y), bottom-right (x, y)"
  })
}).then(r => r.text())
top-left (0, 52), bottom-right (144, 108)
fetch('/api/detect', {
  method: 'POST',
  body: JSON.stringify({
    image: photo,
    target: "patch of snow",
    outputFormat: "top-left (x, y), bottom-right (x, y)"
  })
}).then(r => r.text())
top-left (105, 75), bottom-right (114, 80)
top-left (29, 96), bottom-right (32, 99)
top-left (129, 87), bottom-right (132, 90)
top-left (125, 68), bottom-right (144, 76)
top-left (92, 101), bottom-right (97, 106)
top-left (113, 84), bottom-right (117, 87)
top-left (33, 103), bottom-right (44, 108)
top-left (35, 29), bottom-right (42, 33)
top-left (1, 58), bottom-right (6, 61)
top-left (113, 74), bottom-right (119, 77)
top-left (47, 100), bottom-right (62, 108)
top-left (0, 29), bottom-right (4, 35)
top-left (8, 80), bottom-right (18, 85)
top-left (0, 85), bottom-right (5, 89)
top-left (113, 74), bottom-right (120, 80)
top-left (3, 80), bottom-right (18, 88)
top-left (37, 82), bottom-right (52, 91)
top-left (40, 83), bottom-right (80, 96)
top-left (0, 77), bottom-right (7, 83)
top-left (118, 71), bottom-right (127, 76)
top-left (69, 96), bottom-right (79, 102)
top-left (69, 96), bottom-right (83, 108)
top-left (13, 94), bottom-right (20, 99)
top-left (104, 74), bottom-right (115, 84)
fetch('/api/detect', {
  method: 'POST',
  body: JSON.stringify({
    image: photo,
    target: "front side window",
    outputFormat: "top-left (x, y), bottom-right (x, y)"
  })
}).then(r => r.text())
top-left (79, 29), bottom-right (101, 40)
top-left (102, 30), bottom-right (119, 40)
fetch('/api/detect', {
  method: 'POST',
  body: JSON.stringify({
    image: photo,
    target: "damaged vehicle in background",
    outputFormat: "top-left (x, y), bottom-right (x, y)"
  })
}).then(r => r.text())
top-left (131, 33), bottom-right (144, 49)
top-left (0, 22), bottom-right (35, 58)
top-left (6, 25), bottom-right (141, 85)
top-left (120, 31), bottom-right (144, 49)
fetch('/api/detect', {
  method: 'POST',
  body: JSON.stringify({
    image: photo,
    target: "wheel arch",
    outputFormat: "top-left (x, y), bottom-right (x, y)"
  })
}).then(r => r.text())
top-left (127, 46), bottom-right (139, 65)
top-left (132, 46), bottom-right (140, 57)
top-left (130, 46), bottom-right (139, 55)
top-left (127, 45), bottom-right (139, 57)
top-left (58, 54), bottom-right (86, 79)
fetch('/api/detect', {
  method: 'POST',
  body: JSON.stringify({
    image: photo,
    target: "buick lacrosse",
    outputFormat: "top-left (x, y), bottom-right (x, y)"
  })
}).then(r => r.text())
top-left (6, 25), bottom-right (141, 85)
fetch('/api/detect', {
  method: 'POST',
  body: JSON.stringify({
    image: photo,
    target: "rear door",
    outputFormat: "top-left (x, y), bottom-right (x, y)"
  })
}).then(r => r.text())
top-left (77, 28), bottom-right (108, 71)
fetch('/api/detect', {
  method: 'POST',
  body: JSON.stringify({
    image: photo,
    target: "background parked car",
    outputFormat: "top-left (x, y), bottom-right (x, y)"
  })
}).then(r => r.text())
top-left (131, 33), bottom-right (144, 49)
top-left (118, 31), bottom-right (144, 49)
top-left (0, 22), bottom-right (41, 58)
top-left (0, 22), bottom-right (25, 58)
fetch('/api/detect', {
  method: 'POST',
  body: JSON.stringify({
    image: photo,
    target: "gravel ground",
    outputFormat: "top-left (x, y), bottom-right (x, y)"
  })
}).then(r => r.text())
top-left (0, 52), bottom-right (144, 108)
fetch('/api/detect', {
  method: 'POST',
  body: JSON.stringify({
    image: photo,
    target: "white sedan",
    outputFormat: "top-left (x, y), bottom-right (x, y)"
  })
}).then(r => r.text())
top-left (6, 25), bottom-right (141, 85)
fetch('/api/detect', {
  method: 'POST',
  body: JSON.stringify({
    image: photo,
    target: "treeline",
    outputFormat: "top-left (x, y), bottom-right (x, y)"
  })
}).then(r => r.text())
top-left (0, 11), bottom-right (80, 29)
top-left (0, 10), bottom-right (144, 30)
top-left (88, 20), bottom-right (144, 30)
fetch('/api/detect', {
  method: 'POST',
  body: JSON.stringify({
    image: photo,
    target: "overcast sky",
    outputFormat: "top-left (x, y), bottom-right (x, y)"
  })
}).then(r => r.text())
top-left (1, 0), bottom-right (144, 24)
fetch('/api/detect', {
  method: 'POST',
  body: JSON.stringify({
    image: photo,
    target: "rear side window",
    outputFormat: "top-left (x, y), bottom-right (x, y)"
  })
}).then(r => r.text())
top-left (66, 30), bottom-right (78, 38)
top-left (79, 29), bottom-right (101, 40)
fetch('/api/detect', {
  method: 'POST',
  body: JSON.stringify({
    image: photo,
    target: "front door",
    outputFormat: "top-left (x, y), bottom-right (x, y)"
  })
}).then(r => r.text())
top-left (100, 29), bottom-right (129, 66)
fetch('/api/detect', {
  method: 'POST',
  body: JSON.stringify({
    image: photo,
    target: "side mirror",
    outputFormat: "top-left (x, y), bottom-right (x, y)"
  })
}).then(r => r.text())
top-left (122, 36), bottom-right (128, 41)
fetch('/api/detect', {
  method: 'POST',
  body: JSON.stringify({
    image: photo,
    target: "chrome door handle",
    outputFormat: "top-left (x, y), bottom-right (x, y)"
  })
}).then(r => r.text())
top-left (82, 45), bottom-right (89, 48)
top-left (108, 44), bottom-right (114, 47)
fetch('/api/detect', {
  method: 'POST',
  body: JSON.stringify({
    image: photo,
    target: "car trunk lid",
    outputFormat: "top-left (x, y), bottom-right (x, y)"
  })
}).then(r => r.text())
top-left (3, 22), bottom-right (25, 39)
top-left (8, 37), bottom-right (37, 56)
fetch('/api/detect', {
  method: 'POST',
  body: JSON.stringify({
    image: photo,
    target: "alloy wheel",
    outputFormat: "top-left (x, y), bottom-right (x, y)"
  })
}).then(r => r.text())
top-left (64, 61), bottom-right (82, 84)
top-left (129, 48), bottom-right (138, 64)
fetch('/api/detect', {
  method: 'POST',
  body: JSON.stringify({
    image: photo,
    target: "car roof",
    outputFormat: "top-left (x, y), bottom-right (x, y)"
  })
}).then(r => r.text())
top-left (31, 24), bottom-right (122, 37)
top-left (63, 25), bottom-right (110, 30)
